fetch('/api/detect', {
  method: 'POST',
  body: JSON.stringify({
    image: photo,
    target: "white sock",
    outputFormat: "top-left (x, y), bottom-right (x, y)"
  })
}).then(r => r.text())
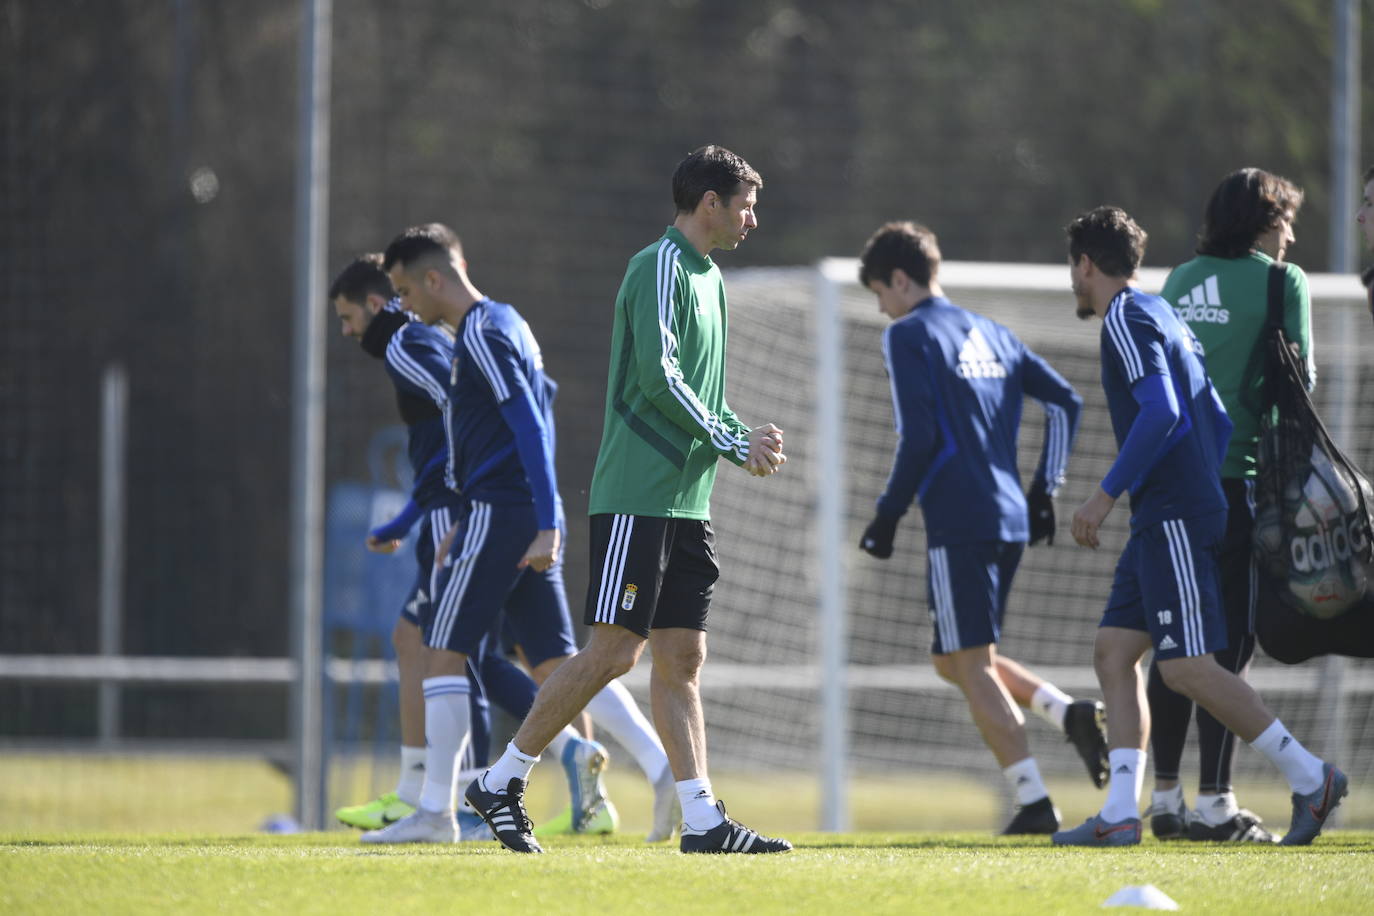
top-left (419, 675), bottom-right (471, 813)
top-left (1194, 791), bottom-right (1239, 825)
top-left (547, 725), bottom-right (584, 760)
top-left (1030, 683), bottom-right (1073, 732)
top-left (1003, 757), bottom-right (1049, 806)
top-left (676, 777), bottom-right (724, 830)
top-left (585, 678), bottom-right (670, 782)
top-left (395, 745), bottom-right (426, 806)
top-left (1100, 748), bottom-right (1147, 823)
top-left (1250, 719), bottom-right (1324, 795)
top-left (1151, 784), bottom-right (1184, 813)
top-left (483, 741), bottom-right (540, 793)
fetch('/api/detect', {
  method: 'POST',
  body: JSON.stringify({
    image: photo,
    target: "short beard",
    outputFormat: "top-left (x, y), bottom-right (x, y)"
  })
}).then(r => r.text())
top-left (1076, 302), bottom-right (1095, 321)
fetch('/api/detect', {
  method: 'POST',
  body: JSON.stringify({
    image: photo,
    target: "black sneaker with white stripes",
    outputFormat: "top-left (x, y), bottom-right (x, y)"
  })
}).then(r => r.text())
top-left (1186, 808), bottom-right (1277, 843)
top-left (679, 801), bottom-right (792, 854)
top-left (463, 775), bottom-right (543, 854)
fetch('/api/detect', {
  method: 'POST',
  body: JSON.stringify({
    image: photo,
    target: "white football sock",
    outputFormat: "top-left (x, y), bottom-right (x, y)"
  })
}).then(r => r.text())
top-left (1100, 748), bottom-right (1147, 823)
top-left (677, 777), bottom-right (725, 830)
top-left (418, 675), bottom-right (471, 813)
top-left (483, 741), bottom-right (540, 793)
top-left (1250, 719), bottom-right (1324, 795)
top-left (1003, 757), bottom-right (1049, 806)
top-left (1194, 791), bottom-right (1239, 825)
top-left (395, 745), bottom-right (426, 807)
top-left (1151, 784), bottom-right (1184, 812)
top-left (1030, 683), bottom-right (1073, 732)
top-left (547, 725), bottom-right (584, 760)
top-left (585, 678), bottom-right (670, 782)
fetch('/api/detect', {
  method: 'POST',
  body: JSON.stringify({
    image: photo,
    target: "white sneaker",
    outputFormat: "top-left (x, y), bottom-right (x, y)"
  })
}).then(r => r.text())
top-left (647, 767), bottom-right (680, 842)
top-left (360, 807), bottom-right (456, 844)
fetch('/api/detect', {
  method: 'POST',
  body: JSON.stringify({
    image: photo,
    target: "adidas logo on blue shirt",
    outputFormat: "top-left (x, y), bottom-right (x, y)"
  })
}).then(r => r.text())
top-left (956, 328), bottom-right (1007, 379)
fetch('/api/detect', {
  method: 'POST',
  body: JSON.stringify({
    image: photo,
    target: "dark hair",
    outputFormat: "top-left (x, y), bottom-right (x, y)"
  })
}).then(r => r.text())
top-left (382, 223), bottom-right (463, 273)
top-left (1066, 206), bottom-right (1148, 278)
top-left (328, 253), bottom-right (393, 303)
top-left (858, 221), bottom-right (941, 288)
top-left (1363, 164), bottom-right (1374, 184)
top-left (671, 145), bottom-right (762, 213)
top-left (1195, 168), bottom-right (1303, 258)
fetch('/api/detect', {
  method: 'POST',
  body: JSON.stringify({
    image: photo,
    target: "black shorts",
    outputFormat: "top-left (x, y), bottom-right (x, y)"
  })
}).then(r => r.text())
top-left (583, 514), bottom-right (719, 638)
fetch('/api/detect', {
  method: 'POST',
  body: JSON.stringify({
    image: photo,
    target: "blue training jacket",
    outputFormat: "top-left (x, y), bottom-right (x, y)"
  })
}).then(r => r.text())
top-left (1097, 286), bottom-right (1230, 531)
top-left (445, 298), bottom-right (563, 530)
top-left (377, 302), bottom-right (454, 512)
top-left (876, 295), bottom-right (1082, 547)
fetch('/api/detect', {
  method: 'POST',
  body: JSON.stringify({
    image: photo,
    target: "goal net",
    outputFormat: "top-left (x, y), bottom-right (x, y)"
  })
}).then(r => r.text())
top-left (645, 259), bottom-right (1374, 828)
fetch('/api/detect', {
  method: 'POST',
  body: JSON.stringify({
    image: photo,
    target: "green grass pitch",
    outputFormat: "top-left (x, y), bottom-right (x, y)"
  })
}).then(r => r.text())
top-left (4, 831), bottom-right (1373, 915)
top-left (2, 754), bottom-right (1371, 914)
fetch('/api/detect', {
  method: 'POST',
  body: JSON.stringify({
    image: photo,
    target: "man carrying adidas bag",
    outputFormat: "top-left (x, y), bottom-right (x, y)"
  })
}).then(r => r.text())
top-left (1251, 261), bottom-right (1374, 662)
top-left (1147, 168), bottom-right (1313, 841)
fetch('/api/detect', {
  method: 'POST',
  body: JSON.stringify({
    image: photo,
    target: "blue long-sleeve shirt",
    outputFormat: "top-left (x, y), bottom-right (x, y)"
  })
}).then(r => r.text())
top-left (1098, 287), bottom-right (1230, 530)
top-left (368, 301), bottom-right (454, 513)
top-left (876, 296), bottom-right (1082, 546)
top-left (446, 298), bottom-right (563, 530)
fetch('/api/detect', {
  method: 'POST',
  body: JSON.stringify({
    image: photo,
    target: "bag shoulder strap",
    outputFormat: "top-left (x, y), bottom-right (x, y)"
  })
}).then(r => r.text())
top-left (1266, 261), bottom-right (1286, 330)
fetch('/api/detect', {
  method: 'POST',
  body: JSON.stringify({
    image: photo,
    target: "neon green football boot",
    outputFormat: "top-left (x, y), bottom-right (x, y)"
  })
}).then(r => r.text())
top-left (335, 792), bottom-right (415, 831)
top-left (533, 799), bottom-right (619, 837)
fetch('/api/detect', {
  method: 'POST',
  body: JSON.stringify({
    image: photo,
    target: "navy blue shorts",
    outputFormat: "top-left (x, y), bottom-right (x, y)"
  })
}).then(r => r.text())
top-left (400, 501), bottom-right (462, 627)
top-left (926, 540), bottom-right (1023, 655)
top-left (426, 499), bottom-right (574, 660)
top-left (502, 561), bottom-right (577, 668)
top-left (1101, 512), bottom-right (1228, 660)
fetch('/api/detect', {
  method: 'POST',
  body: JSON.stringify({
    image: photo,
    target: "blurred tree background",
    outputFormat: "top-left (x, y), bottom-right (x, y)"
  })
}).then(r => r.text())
top-left (2, 0), bottom-right (1369, 738)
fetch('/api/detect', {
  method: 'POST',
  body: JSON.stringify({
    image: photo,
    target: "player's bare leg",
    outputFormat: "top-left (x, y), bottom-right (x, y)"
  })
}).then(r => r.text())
top-left (511, 625), bottom-right (643, 755)
top-left (1093, 627), bottom-right (1151, 752)
top-left (361, 644), bottom-right (473, 845)
top-left (468, 624), bottom-right (642, 852)
top-left (934, 645), bottom-right (1031, 768)
top-left (519, 646), bottom-right (618, 836)
top-left (1053, 627), bottom-right (1150, 845)
top-left (648, 628), bottom-right (709, 780)
top-left (647, 627), bottom-right (790, 854)
top-left (935, 644), bottom-right (1058, 834)
top-left (395, 618), bottom-right (426, 749)
top-left (523, 649), bottom-right (593, 738)
top-left (1154, 655), bottom-right (1272, 743)
top-left (994, 654), bottom-right (1108, 787)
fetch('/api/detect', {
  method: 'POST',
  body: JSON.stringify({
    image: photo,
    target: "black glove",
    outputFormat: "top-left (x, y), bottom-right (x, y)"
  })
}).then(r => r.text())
top-left (1027, 483), bottom-right (1055, 546)
top-left (860, 515), bottom-right (898, 559)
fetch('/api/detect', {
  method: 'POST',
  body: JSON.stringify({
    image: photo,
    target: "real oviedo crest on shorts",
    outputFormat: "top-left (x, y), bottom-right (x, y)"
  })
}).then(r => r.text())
top-left (621, 583), bottom-right (639, 611)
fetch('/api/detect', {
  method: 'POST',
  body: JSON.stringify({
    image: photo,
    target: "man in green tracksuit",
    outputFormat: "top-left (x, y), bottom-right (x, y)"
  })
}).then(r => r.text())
top-left (1144, 167), bottom-right (1312, 843)
top-left (467, 145), bottom-right (793, 855)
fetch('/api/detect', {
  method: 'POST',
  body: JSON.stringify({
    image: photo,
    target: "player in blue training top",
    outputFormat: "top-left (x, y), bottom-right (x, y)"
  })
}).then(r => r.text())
top-left (856, 221), bottom-right (1106, 836)
top-left (327, 254), bottom-right (493, 839)
top-left (1055, 206), bottom-right (1347, 846)
top-left (373, 224), bottom-right (677, 848)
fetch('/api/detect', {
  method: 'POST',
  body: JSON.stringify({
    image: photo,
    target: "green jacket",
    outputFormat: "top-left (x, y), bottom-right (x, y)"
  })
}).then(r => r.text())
top-left (588, 227), bottom-right (750, 519)
top-left (1160, 252), bottom-right (1312, 479)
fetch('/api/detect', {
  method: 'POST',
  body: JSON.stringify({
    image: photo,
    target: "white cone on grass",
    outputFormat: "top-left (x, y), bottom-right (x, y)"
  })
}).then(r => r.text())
top-left (1102, 885), bottom-right (1179, 910)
